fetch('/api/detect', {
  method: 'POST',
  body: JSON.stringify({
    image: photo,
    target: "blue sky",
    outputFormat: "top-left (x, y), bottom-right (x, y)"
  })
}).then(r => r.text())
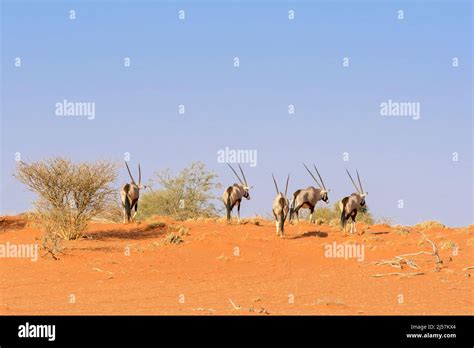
top-left (1, 0), bottom-right (472, 226)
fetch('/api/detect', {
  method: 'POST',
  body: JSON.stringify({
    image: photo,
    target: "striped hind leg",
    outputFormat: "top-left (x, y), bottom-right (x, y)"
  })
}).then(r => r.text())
top-left (131, 202), bottom-right (138, 220)
top-left (237, 201), bottom-right (241, 224)
top-left (351, 211), bottom-right (357, 234)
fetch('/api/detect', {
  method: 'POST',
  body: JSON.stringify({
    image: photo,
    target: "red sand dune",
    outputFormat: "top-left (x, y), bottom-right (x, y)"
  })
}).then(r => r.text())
top-left (0, 216), bottom-right (473, 315)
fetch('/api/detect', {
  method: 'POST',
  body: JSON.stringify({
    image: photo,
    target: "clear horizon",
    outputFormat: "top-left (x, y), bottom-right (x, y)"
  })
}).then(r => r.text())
top-left (1, 0), bottom-right (472, 226)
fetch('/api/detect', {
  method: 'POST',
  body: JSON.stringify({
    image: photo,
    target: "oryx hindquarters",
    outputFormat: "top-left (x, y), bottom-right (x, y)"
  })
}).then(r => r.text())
top-left (120, 162), bottom-right (143, 224)
top-left (273, 194), bottom-right (289, 237)
top-left (339, 194), bottom-right (362, 235)
top-left (222, 184), bottom-right (247, 224)
top-left (222, 163), bottom-right (251, 224)
top-left (340, 169), bottom-right (367, 235)
top-left (271, 174), bottom-right (290, 237)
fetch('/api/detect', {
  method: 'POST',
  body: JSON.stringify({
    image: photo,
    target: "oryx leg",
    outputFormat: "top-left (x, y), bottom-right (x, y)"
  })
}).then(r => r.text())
top-left (237, 201), bottom-right (241, 224)
top-left (121, 193), bottom-right (130, 224)
top-left (122, 206), bottom-right (128, 224)
top-left (131, 202), bottom-right (138, 220)
top-left (309, 206), bottom-right (315, 224)
top-left (351, 210), bottom-right (357, 234)
top-left (273, 212), bottom-right (278, 235)
top-left (342, 212), bottom-right (349, 236)
top-left (280, 214), bottom-right (284, 237)
top-left (293, 205), bottom-right (302, 224)
top-left (227, 203), bottom-right (235, 224)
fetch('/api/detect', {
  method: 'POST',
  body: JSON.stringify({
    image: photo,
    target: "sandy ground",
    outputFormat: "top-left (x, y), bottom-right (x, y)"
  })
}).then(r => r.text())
top-left (0, 215), bottom-right (473, 315)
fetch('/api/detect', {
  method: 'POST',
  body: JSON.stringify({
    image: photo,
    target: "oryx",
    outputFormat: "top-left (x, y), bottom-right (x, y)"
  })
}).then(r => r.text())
top-left (289, 164), bottom-right (330, 224)
top-left (222, 163), bottom-right (252, 224)
top-left (339, 169), bottom-right (368, 235)
top-left (271, 174), bottom-right (290, 237)
top-left (120, 162), bottom-right (146, 224)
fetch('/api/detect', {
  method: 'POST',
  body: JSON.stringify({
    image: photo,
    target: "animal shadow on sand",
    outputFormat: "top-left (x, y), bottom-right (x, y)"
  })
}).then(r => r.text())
top-left (89, 226), bottom-right (167, 241)
top-left (289, 231), bottom-right (328, 239)
top-left (0, 218), bottom-right (28, 232)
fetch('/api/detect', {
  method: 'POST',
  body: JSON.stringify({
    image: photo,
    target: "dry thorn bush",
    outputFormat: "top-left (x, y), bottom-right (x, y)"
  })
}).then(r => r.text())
top-left (15, 157), bottom-right (118, 241)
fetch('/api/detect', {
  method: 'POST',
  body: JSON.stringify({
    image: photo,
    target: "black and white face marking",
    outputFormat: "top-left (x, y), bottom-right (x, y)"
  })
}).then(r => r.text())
top-left (322, 192), bottom-right (329, 203)
top-left (243, 189), bottom-right (250, 200)
top-left (360, 198), bottom-right (366, 206)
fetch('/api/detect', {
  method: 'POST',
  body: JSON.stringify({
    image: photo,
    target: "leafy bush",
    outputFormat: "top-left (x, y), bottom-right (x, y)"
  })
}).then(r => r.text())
top-left (139, 162), bottom-right (221, 220)
top-left (15, 157), bottom-right (117, 240)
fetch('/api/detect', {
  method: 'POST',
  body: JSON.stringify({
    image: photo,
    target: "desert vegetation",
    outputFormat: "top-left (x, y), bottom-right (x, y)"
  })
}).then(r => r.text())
top-left (4, 157), bottom-right (472, 315)
top-left (302, 202), bottom-right (374, 226)
top-left (139, 161), bottom-right (222, 221)
top-left (15, 157), bottom-right (117, 241)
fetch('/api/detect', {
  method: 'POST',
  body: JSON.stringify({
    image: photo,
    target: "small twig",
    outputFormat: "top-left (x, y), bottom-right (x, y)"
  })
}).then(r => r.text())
top-left (395, 251), bottom-right (431, 259)
top-left (228, 299), bottom-right (269, 314)
top-left (372, 272), bottom-right (424, 278)
top-left (462, 266), bottom-right (474, 271)
top-left (42, 250), bottom-right (59, 260)
top-left (193, 307), bottom-right (216, 313)
top-left (374, 256), bottom-right (419, 269)
top-left (229, 298), bottom-right (241, 310)
top-left (93, 267), bottom-right (113, 275)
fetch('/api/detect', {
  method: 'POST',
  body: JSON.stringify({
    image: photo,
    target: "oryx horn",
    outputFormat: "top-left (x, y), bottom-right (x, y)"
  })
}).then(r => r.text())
top-left (303, 163), bottom-right (322, 189)
top-left (313, 164), bottom-right (326, 190)
top-left (125, 161), bottom-right (136, 184)
top-left (346, 169), bottom-right (361, 193)
top-left (138, 164), bottom-right (142, 186)
top-left (238, 164), bottom-right (248, 187)
top-left (284, 174), bottom-right (290, 197)
top-left (272, 174), bottom-right (280, 194)
top-left (227, 163), bottom-right (244, 185)
top-left (356, 170), bottom-right (363, 193)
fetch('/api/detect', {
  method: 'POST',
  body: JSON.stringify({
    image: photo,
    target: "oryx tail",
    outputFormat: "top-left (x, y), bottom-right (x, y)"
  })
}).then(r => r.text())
top-left (225, 186), bottom-right (233, 222)
top-left (339, 197), bottom-right (349, 229)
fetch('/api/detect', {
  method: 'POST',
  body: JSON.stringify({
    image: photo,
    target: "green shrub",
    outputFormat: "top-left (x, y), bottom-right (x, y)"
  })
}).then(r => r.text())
top-left (300, 201), bottom-right (374, 225)
top-left (139, 162), bottom-right (222, 220)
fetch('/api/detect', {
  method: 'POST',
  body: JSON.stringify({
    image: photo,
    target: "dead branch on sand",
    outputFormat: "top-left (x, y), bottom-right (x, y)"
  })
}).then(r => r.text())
top-left (373, 230), bottom-right (443, 275)
top-left (229, 298), bottom-right (269, 314)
